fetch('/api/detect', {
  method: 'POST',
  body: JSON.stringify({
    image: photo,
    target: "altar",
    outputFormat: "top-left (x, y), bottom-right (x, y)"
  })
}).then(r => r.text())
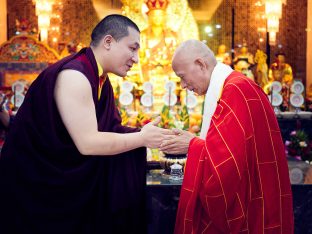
top-left (145, 113), bottom-right (312, 234)
top-left (146, 169), bottom-right (312, 234)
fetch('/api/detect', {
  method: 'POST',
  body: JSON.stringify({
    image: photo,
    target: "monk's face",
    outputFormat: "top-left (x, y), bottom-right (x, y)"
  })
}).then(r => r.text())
top-left (172, 54), bottom-right (209, 95)
top-left (108, 27), bottom-right (140, 77)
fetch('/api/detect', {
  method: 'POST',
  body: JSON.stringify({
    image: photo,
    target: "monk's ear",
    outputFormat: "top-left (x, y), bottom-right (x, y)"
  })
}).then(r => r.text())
top-left (194, 58), bottom-right (207, 71)
top-left (102, 35), bottom-right (114, 50)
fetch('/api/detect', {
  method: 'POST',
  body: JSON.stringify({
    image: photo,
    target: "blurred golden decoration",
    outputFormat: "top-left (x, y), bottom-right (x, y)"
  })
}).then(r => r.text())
top-left (32, 0), bottom-right (63, 44)
top-left (264, 0), bottom-right (287, 46)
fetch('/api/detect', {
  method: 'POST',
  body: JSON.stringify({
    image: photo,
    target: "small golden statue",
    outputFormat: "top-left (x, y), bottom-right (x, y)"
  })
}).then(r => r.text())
top-left (254, 50), bottom-right (269, 89)
top-left (215, 44), bottom-right (232, 65)
top-left (267, 53), bottom-right (294, 111)
top-left (233, 43), bottom-right (255, 80)
top-left (269, 53), bottom-right (293, 86)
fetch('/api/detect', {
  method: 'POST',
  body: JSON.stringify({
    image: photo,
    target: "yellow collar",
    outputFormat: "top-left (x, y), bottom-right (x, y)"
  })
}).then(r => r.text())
top-left (96, 61), bottom-right (105, 100)
top-left (96, 61), bottom-right (103, 77)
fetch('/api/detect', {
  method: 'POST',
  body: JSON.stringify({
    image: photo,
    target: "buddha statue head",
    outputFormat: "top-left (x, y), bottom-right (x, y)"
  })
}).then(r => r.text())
top-left (276, 53), bottom-right (286, 65)
top-left (145, 0), bottom-right (169, 27)
top-left (239, 39), bottom-right (250, 56)
top-left (240, 45), bottom-right (248, 55)
top-left (217, 44), bottom-right (227, 55)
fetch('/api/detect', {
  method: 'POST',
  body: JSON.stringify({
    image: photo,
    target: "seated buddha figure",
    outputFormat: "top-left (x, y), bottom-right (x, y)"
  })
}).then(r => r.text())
top-left (267, 53), bottom-right (293, 111)
top-left (269, 53), bottom-right (293, 86)
top-left (215, 44), bottom-right (232, 65)
top-left (233, 44), bottom-right (255, 80)
top-left (139, 0), bottom-right (179, 83)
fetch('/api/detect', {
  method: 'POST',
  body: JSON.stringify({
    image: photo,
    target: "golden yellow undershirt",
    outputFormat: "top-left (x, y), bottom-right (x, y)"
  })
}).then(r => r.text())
top-left (96, 61), bottom-right (105, 100)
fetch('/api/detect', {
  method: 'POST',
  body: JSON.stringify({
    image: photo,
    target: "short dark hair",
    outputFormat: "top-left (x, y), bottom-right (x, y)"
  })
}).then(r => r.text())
top-left (90, 14), bottom-right (140, 47)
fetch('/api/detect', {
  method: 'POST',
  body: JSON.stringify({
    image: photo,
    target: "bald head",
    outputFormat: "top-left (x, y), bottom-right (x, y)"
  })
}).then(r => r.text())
top-left (172, 39), bottom-right (216, 65)
top-left (171, 40), bottom-right (217, 95)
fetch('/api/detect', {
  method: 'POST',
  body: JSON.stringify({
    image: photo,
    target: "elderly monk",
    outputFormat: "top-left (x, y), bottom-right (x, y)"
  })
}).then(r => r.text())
top-left (0, 15), bottom-right (173, 234)
top-left (160, 39), bottom-right (293, 234)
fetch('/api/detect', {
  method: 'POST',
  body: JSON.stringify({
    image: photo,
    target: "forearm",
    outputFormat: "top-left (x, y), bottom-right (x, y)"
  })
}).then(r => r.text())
top-left (77, 131), bottom-right (145, 156)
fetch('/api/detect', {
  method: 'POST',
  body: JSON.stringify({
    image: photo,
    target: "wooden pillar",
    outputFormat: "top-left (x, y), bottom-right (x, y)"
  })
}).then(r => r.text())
top-left (0, 0), bottom-right (7, 44)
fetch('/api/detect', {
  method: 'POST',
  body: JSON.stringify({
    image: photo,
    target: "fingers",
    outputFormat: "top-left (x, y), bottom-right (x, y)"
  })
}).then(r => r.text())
top-left (161, 128), bottom-right (175, 135)
top-left (162, 135), bottom-right (176, 142)
top-left (172, 128), bottom-right (183, 135)
top-left (151, 116), bottom-right (161, 126)
top-left (160, 139), bottom-right (176, 150)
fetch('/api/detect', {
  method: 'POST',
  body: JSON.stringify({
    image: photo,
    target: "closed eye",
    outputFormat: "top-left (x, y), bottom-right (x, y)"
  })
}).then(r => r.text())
top-left (130, 46), bottom-right (138, 52)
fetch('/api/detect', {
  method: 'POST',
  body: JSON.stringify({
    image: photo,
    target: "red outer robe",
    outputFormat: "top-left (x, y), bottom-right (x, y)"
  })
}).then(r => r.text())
top-left (175, 72), bottom-right (293, 234)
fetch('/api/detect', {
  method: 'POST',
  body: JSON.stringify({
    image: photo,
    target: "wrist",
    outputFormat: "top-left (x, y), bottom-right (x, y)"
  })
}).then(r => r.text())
top-left (136, 131), bottom-right (145, 147)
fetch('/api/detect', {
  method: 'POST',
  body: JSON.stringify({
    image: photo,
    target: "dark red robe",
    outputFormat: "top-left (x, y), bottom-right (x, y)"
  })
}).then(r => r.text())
top-left (175, 72), bottom-right (293, 234)
top-left (0, 48), bottom-right (146, 234)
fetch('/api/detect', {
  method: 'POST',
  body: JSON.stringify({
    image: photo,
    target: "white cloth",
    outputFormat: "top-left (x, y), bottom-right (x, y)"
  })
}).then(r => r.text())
top-left (199, 62), bottom-right (233, 139)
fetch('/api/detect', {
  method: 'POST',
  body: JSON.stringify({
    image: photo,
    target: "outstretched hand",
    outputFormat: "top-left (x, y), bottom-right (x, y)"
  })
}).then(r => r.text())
top-left (140, 117), bottom-right (175, 149)
top-left (159, 128), bottom-right (195, 155)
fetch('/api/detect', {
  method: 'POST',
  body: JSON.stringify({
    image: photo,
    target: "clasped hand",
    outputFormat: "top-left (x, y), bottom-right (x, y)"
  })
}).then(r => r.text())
top-left (140, 117), bottom-right (175, 149)
top-left (159, 128), bottom-right (195, 155)
top-left (140, 117), bottom-right (195, 153)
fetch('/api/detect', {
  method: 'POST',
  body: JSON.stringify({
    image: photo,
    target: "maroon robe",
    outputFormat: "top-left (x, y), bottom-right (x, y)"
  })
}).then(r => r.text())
top-left (175, 72), bottom-right (293, 234)
top-left (0, 48), bottom-right (146, 234)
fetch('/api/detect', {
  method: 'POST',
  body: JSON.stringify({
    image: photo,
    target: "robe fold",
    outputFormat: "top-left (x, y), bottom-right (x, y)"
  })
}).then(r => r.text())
top-left (175, 72), bottom-right (293, 234)
top-left (0, 48), bottom-right (146, 234)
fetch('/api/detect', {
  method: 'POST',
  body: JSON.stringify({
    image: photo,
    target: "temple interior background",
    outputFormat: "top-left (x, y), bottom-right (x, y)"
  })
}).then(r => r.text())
top-left (1, 0), bottom-right (310, 83)
top-left (1, 1), bottom-right (312, 233)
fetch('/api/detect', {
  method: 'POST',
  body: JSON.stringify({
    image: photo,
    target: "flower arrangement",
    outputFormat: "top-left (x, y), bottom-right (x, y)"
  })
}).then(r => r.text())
top-left (175, 105), bottom-right (189, 130)
top-left (120, 104), bottom-right (198, 134)
top-left (285, 130), bottom-right (312, 163)
top-left (135, 110), bottom-right (151, 128)
top-left (119, 107), bottom-right (129, 126)
top-left (159, 105), bottom-right (176, 129)
top-left (119, 108), bottom-right (152, 128)
top-left (158, 105), bottom-right (190, 130)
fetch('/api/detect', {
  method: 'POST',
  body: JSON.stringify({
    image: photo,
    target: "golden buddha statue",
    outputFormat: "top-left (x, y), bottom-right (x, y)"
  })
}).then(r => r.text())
top-left (139, 0), bottom-right (178, 82)
top-left (215, 44), bottom-right (232, 65)
top-left (120, 0), bottom-right (200, 112)
top-left (269, 53), bottom-right (293, 86)
top-left (233, 44), bottom-right (255, 80)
